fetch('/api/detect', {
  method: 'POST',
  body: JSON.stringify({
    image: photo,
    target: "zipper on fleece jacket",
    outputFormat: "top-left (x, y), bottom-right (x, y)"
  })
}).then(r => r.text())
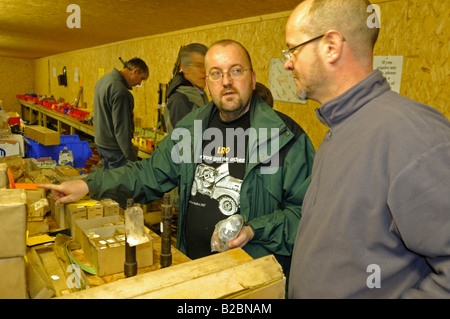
top-left (316, 108), bottom-right (333, 137)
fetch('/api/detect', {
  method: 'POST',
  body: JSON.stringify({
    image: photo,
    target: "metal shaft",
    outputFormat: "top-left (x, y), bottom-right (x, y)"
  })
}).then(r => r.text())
top-left (124, 238), bottom-right (137, 277)
top-left (160, 193), bottom-right (173, 268)
top-left (124, 198), bottom-right (137, 277)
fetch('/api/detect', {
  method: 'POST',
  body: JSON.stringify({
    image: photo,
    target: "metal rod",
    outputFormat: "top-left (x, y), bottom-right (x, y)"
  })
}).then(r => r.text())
top-left (160, 193), bottom-right (173, 268)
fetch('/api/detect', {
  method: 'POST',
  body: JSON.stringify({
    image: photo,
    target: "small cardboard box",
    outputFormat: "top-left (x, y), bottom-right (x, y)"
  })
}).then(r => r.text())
top-left (87, 203), bottom-right (103, 219)
top-left (55, 165), bottom-right (79, 177)
top-left (0, 256), bottom-right (27, 299)
top-left (76, 216), bottom-right (153, 276)
top-left (24, 125), bottom-right (60, 146)
top-left (64, 204), bottom-right (87, 235)
top-left (100, 198), bottom-right (120, 216)
top-left (0, 134), bottom-right (24, 157)
top-left (49, 195), bottom-right (65, 229)
top-left (0, 189), bottom-right (27, 258)
top-left (0, 139), bottom-right (20, 158)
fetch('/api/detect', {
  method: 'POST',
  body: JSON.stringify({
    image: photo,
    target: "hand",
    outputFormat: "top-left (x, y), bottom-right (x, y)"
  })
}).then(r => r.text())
top-left (227, 226), bottom-right (254, 250)
top-left (38, 180), bottom-right (89, 205)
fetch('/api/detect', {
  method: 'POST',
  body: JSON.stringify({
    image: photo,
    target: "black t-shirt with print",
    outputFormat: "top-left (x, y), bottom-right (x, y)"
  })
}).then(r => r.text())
top-left (185, 110), bottom-right (250, 259)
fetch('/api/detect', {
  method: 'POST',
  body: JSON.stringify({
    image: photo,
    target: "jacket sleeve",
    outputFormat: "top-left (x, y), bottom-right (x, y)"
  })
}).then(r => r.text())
top-left (246, 133), bottom-right (315, 257)
top-left (111, 91), bottom-right (137, 161)
top-left (83, 135), bottom-right (179, 207)
top-left (388, 142), bottom-right (450, 298)
top-left (167, 92), bottom-right (194, 128)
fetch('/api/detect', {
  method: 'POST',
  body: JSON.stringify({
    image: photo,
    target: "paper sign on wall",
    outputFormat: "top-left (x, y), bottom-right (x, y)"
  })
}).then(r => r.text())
top-left (269, 58), bottom-right (305, 104)
top-left (373, 56), bottom-right (403, 93)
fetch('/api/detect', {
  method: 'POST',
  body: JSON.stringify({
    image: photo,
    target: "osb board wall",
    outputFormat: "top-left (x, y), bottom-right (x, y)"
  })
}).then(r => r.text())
top-left (33, 0), bottom-right (449, 150)
top-left (0, 57), bottom-right (34, 113)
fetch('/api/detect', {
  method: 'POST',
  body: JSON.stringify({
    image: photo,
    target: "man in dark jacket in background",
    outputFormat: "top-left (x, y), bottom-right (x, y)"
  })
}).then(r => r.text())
top-left (94, 58), bottom-right (149, 169)
top-left (164, 43), bottom-right (209, 134)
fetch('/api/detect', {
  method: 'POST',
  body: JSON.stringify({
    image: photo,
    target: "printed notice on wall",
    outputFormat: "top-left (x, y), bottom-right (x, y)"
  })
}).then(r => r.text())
top-left (269, 58), bottom-right (305, 104)
top-left (373, 56), bottom-right (403, 93)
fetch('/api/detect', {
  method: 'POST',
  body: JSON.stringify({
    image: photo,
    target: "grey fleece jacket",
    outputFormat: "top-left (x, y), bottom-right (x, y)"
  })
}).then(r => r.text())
top-left (289, 70), bottom-right (450, 298)
top-left (94, 68), bottom-right (137, 161)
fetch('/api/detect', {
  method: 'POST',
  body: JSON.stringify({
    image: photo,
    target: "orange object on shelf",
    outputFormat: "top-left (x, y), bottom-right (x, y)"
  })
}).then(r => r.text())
top-left (7, 169), bottom-right (38, 189)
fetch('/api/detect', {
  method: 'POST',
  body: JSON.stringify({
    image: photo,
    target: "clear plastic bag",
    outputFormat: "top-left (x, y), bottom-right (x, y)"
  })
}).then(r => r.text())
top-left (211, 214), bottom-right (244, 252)
top-left (124, 203), bottom-right (149, 247)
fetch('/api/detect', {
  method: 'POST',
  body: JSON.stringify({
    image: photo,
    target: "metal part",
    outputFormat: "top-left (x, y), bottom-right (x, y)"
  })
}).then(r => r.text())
top-left (160, 193), bottom-right (173, 268)
top-left (124, 198), bottom-right (137, 277)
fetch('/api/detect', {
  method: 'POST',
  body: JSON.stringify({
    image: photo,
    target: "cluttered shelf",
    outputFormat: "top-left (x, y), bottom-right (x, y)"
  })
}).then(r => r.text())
top-left (16, 97), bottom-right (157, 159)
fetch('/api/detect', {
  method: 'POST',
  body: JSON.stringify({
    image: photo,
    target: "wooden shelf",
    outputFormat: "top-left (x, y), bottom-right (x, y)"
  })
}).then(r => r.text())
top-left (17, 99), bottom-right (152, 159)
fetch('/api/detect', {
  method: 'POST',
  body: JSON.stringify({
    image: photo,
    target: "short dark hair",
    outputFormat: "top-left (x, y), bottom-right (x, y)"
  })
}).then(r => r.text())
top-left (124, 57), bottom-right (149, 76)
top-left (180, 43), bottom-right (208, 66)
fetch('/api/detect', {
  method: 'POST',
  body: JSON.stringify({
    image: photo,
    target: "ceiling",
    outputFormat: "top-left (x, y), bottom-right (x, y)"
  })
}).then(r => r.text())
top-left (0, 0), bottom-right (300, 60)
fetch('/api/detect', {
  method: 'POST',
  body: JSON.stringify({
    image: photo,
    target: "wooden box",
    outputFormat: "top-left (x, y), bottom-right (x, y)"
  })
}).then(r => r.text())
top-left (59, 248), bottom-right (286, 299)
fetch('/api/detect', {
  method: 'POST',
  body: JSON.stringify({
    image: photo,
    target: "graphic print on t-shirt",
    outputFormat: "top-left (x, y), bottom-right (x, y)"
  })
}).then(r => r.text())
top-left (185, 110), bottom-right (249, 259)
top-left (191, 162), bottom-right (243, 216)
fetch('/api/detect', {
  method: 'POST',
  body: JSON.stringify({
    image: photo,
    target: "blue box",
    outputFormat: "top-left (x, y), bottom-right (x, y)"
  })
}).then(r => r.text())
top-left (25, 135), bottom-right (93, 168)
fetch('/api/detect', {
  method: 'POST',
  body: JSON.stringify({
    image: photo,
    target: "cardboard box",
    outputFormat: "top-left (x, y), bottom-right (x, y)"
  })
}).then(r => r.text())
top-left (0, 189), bottom-right (27, 258)
top-left (0, 134), bottom-right (24, 157)
top-left (0, 139), bottom-right (20, 158)
top-left (87, 203), bottom-right (103, 219)
top-left (49, 195), bottom-right (65, 229)
top-left (24, 125), bottom-right (60, 146)
top-left (76, 216), bottom-right (153, 276)
top-left (0, 257), bottom-right (27, 299)
top-left (65, 204), bottom-right (87, 235)
top-left (26, 248), bottom-right (55, 299)
top-left (100, 198), bottom-right (120, 217)
top-left (0, 162), bottom-right (7, 188)
top-left (55, 165), bottom-right (79, 177)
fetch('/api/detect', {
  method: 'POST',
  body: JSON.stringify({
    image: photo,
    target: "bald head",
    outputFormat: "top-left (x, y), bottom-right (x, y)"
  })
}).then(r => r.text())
top-left (288, 0), bottom-right (379, 60)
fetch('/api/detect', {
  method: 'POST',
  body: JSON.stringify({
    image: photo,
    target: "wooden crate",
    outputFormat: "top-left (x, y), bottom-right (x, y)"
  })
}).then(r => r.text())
top-left (58, 248), bottom-right (285, 299)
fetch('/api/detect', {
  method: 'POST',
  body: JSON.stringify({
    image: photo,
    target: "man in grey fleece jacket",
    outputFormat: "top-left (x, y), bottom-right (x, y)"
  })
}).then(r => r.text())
top-left (285, 0), bottom-right (450, 298)
top-left (94, 58), bottom-right (148, 169)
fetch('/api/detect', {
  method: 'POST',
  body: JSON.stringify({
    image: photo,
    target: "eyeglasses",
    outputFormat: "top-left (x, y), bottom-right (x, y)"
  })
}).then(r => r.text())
top-left (282, 34), bottom-right (325, 60)
top-left (207, 67), bottom-right (251, 83)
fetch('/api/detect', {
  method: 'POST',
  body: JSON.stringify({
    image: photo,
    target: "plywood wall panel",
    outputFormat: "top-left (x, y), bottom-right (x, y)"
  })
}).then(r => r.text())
top-left (32, 2), bottom-right (449, 150)
top-left (0, 57), bottom-right (34, 113)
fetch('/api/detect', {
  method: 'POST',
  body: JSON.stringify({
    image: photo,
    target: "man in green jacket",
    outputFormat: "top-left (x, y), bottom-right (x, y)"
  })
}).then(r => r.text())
top-left (41, 40), bottom-right (315, 277)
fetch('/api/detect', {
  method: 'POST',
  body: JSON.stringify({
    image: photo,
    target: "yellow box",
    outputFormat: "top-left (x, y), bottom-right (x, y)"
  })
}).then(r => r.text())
top-left (24, 125), bottom-right (60, 146)
top-left (76, 216), bottom-right (153, 276)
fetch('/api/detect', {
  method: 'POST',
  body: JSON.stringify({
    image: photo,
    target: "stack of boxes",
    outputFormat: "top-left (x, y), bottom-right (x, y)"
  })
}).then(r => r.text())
top-left (51, 197), bottom-right (120, 232)
top-left (0, 189), bottom-right (28, 299)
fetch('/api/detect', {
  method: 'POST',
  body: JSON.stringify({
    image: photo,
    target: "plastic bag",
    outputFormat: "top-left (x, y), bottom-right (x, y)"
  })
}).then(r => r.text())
top-left (124, 203), bottom-right (149, 247)
top-left (211, 214), bottom-right (244, 252)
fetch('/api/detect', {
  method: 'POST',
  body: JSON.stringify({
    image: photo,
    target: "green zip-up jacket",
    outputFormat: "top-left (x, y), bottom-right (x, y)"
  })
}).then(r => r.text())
top-left (84, 94), bottom-right (315, 274)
